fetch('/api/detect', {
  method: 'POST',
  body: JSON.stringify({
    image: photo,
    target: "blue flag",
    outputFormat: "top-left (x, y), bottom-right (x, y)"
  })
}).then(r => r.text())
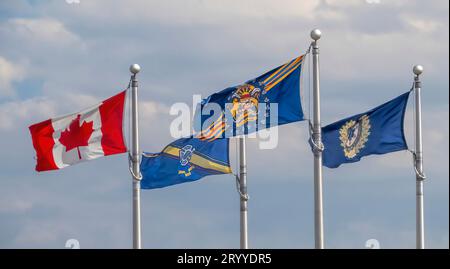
top-left (140, 137), bottom-right (232, 189)
top-left (195, 55), bottom-right (305, 140)
top-left (319, 91), bottom-right (411, 168)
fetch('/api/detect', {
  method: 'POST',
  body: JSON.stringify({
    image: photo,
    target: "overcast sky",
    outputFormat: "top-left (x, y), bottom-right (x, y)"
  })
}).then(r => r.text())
top-left (0, 0), bottom-right (448, 249)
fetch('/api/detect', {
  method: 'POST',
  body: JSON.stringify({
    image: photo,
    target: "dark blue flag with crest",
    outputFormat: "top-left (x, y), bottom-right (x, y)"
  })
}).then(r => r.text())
top-left (195, 55), bottom-right (305, 141)
top-left (318, 91), bottom-right (411, 168)
top-left (140, 137), bottom-right (231, 189)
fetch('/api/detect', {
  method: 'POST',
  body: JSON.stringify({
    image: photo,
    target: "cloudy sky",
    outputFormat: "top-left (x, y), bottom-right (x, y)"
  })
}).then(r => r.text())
top-left (0, 0), bottom-right (448, 249)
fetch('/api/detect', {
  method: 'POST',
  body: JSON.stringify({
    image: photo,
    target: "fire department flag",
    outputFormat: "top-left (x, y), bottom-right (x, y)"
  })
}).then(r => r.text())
top-left (28, 91), bottom-right (127, 172)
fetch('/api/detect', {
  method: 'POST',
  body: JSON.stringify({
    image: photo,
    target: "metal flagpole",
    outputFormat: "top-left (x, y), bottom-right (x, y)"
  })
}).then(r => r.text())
top-left (310, 29), bottom-right (324, 249)
top-left (130, 64), bottom-right (142, 249)
top-left (239, 136), bottom-right (249, 249)
top-left (413, 65), bottom-right (425, 249)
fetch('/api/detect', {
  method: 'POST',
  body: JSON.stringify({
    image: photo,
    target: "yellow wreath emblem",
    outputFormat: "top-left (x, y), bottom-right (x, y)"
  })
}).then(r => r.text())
top-left (339, 114), bottom-right (371, 158)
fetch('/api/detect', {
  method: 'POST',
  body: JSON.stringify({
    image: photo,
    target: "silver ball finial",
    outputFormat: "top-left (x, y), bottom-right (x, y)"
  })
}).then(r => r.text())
top-left (413, 65), bottom-right (424, 76)
top-left (130, 64), bottom-right (141, 74)
top-left (310, 29), bottom-right (322, 41)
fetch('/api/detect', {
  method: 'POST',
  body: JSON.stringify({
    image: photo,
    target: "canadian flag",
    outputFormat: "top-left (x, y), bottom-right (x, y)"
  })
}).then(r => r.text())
top-left (29, 91), bottom-right (127, 172)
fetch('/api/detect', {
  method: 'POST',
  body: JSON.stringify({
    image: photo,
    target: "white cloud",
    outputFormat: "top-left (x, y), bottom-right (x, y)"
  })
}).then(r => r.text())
top-left (320, 30), bottom-right (448, 82)
top-left (325, 0), bottom-right (363, 7)
top-left (0, 98), bottom-right (56, 130)
top-left (0, 56), bottom-right (25, 97)
top-left (62, 93), bottom-right (100, 109)
top-left (61, 0), bottom-right (322, 25)
top-left (0, 18), bottom-right (81, 46)
top-left (0, 92), bottom-right (114, 131)
top-left (139, 100), bottom-right (170, 120)
top-left (401, 14), bottom-right (444, 33)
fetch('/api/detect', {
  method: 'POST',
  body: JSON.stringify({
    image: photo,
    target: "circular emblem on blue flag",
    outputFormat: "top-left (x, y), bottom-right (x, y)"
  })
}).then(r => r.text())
top-left (179, 145), bottom-right (195, 166)
top-left (339, 115), bottom-right (371, 158)
top-left (227, 84), bottom-right (261, 125)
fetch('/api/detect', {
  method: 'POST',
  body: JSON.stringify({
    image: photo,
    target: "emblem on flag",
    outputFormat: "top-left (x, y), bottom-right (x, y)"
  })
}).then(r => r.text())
top-left (339, 114), bottom-right (371, 159)
top-left (58, 114), bottom-right (94, 160)
top-left (227, 84), bottom-right (261, 127)
top-left (178, 144), bottom-right (195, 177)
top-left (179, 144), bottom-right (195, 166)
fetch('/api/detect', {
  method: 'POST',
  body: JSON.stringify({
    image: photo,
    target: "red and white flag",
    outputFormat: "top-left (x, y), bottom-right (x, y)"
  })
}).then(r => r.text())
top-left (29, 91), bottom-right (127, 172)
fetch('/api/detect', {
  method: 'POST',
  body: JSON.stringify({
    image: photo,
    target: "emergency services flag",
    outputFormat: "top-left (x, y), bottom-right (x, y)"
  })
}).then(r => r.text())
top-left (195, 55), bottom-right (305, 140)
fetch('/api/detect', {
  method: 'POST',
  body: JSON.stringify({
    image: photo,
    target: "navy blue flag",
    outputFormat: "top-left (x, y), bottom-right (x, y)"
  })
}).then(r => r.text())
top-left (319, 91), bottom-right (411, 168)
top-left (195, 55), bottom-right (305, 140)
top-left (140, 137), bottom-right (232, 189)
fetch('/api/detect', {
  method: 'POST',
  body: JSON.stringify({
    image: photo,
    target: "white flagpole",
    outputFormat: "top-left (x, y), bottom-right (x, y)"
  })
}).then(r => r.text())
top-left (310, 29), bottom-right (324, 249)
top-left (130, 64), bottom-right (142, 249)
top-left (239, 136), bottom-right (249, 249)
top-left (413, 65), bottom-right (425, 249)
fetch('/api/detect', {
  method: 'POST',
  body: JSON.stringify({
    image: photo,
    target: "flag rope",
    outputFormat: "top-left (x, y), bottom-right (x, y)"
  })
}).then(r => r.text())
top-left (411, 83), bottom-right (416, 156)
top-left (235, 174), bottom-right (249, 201)
top-left (128, 152), bottom-right (143, 180)
top-left (125, 77), bottom-right (132, 152)
top-left (408, 149), bottom-right (426, 180)
top-left (125, 77), bottom-right (142, 181)
top-left (233, 137), bottom-right (249, 201)
top-left (406, 84), bottom-right (425, 180)
top-left (412, 151), bottom-right (426, 180)
top-left (308, 120), bottom-right (324, 152)
top-left (301, 43), bottom-right (312, 122)
top-left (308, 43), bottom-right (313, 122)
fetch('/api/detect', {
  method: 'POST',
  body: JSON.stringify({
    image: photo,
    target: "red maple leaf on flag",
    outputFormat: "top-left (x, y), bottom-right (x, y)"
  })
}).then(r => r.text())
top-left (59, 115), bottom-right (94, 160)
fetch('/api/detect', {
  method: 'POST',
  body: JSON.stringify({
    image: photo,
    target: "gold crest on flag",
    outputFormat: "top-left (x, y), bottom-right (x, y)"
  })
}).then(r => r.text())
top-left (339, 115), bottom-right (371, 158)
